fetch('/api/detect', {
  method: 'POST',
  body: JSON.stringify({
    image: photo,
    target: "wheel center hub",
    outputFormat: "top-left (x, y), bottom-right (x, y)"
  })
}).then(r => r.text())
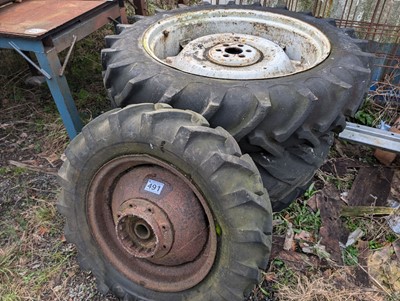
top-left (165, 33), bottom-right (296, 79)
top-left (207, 42), bottom-right (261, 67)
top-left (115, 198), bottom-right (173, 259)
top-left (110, 164), bottom-right (210, 266)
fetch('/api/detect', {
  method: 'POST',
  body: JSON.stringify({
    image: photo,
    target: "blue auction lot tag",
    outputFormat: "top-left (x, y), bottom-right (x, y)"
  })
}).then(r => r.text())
top-left (144, 179), bottom-right (165, 195)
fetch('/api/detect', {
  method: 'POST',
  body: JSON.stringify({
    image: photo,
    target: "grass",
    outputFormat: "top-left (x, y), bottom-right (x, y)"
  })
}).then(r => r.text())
top-left (274, 191), bottom-right (322, 237)
top-left (0, 195), bottom-right (72, 299)
top-left (274, 268), bottom-right (384, 301)
top-left (0, 246), bottom-right (17, 283)
top-left (343, 245), bottom-right (359, 266)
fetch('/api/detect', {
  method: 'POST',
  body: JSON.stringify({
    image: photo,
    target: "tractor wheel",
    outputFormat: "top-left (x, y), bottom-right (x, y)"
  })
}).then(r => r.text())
top-left (101, 5), bottom-right (372, 210)
top-left (57, 103), bottom-right (272, 300)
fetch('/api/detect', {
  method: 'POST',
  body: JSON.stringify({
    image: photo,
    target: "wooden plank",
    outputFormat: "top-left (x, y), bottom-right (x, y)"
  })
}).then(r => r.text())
top-left (317, 191), bottom-right (344, 265)
top-left (270, 235), bottom-right (285, 261)
top-left (341, 206), bottom-right (396, 217)
top-left (347, 167), bottom-right (394, 207)
top-left (321, 157), bottom-right (365, 178)
top-left (355, 240), bottom-right (370, 287)
top-left (276, 250), bottom-right (319, 271)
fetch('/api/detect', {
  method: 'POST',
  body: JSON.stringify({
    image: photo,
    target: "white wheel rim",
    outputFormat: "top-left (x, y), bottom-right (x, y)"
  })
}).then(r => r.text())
top-left (143, 9), bottom-right (331, 80)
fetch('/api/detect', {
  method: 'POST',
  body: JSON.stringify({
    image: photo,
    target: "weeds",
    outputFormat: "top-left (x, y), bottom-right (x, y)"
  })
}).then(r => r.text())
top-left (0, 185), bottom-right (80, 300)
top-left (303, 182), bottom-right (318, 200)
top-left (355, 109), bottom-right (375, 126)
top-left (278, 198), bottom-right (321, 235)
top-left (343, 245), bottom-right (359, 266)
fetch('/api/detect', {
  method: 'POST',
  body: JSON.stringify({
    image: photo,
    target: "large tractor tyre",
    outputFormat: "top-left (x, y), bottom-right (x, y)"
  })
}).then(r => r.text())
top-left (101, 5), bottom-right (372, 210)
top-left (57, 103), bottom-right (272, 301)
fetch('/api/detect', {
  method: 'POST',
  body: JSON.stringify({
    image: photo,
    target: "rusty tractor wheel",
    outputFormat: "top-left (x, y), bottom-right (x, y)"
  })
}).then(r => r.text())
top-left (101, 5), bottom-right (373, 211)
top-left (57, 103), bottom-right (272, 301)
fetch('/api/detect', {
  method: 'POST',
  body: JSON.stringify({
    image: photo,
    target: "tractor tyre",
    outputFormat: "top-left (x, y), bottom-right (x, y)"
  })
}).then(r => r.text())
top-left (57, 103), bottom-right (272, 300)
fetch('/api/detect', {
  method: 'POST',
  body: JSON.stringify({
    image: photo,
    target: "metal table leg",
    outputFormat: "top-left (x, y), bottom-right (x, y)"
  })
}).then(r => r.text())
top-left (34, 46), bottom-right (83, 139)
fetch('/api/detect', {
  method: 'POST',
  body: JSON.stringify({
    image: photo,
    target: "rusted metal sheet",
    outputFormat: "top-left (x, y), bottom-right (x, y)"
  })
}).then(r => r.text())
top-left (0, 0), bottom-right (109, 38)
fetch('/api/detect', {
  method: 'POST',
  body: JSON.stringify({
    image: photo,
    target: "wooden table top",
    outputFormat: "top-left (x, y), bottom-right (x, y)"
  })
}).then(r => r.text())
top-left (0, 0), bottom-right (108, 38)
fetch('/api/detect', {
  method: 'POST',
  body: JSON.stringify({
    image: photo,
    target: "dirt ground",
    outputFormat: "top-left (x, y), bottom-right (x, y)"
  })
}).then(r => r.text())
top-left (1, 32), bottom-right (399, 301)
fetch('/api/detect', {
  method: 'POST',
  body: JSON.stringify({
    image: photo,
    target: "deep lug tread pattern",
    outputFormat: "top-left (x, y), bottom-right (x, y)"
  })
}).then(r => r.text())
top-left (103, 60), bottom-right (139, 91)
top-left (114, 73), bottom-right (155, 105)
top-left (232, 261), bottom-right (262, 281)
top-left (234, 230), bottom-right (271, 248)
top-left (247, 129), bottom-right (285, 157)
top-left (105, 35), bottom-right (122, 48)
top-left (221, 189), bottom-right (270, 211)
top-left (96, 279), bottom-right (110, 295)
top-left (251, 132), bottom-right (333, 210)
top-left (58, 104), bottom-right (272, 301)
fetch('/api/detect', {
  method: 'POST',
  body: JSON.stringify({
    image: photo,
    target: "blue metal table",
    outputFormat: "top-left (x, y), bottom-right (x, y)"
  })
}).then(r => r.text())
top-left (0, 0), bottom-right (126, 139)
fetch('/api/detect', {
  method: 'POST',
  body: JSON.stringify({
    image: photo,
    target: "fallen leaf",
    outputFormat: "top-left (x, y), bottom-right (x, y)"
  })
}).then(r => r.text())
top-left (393, 240), bottom-right (400, 262)
top-left (294, 230), bottom-right (314, 243)
top-left (60, 234), bottom-right (66, 242)
top-left (283, 222), bottom-right (294, 251)
top-left (368, 245), bottom-right (400, 292)
top-left (276, 250), bottom-right (319, 271)
top-left (263, 272), bottom-right (276, 282)
top-left (53, 285), bottom-right (62, 292)
top-left (307, 194), bottom-right (318, 212)
top-left (37, 226), bottom-right (50, 236)
top-left (39, 152), bottom-right (60, 166)
top-left (301, 241), bottom-right (332, 261)
top-left (387, 199), bottom-right (400, 234)
top-left (60, 153), bottom-right (67, 162)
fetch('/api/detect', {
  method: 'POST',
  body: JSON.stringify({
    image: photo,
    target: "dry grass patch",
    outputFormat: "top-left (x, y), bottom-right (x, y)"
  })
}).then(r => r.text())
top-left (274, 268), bottom-right (385, 301)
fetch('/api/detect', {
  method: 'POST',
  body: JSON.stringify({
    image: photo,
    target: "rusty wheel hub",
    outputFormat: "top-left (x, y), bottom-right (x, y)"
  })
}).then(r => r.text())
top-left (87, 155), bottom-right (217, 292)
top-left (115, 198), bottom-right (174, 259)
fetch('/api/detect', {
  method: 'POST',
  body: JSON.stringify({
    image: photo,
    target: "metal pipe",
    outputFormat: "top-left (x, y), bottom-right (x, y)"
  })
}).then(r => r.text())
top-left (59, 35), bottom-right (77, 77)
